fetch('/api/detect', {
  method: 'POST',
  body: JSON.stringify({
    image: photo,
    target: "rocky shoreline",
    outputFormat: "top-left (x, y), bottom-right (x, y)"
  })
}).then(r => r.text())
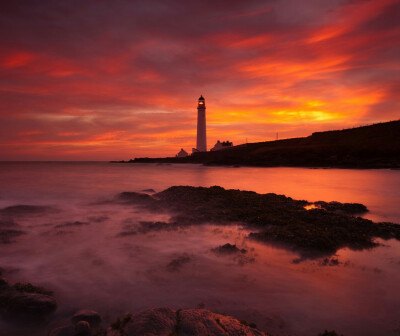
top-left (1, 185), bottom-right (399, 335)
top-left (0, 274), bottom-right (271, 335)
top-left (0, 278), bottom-right (343, 336)
top-left (117, 185), bottom-right (400, 258)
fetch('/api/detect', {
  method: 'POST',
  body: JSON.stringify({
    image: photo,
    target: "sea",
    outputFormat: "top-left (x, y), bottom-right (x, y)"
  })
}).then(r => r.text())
top-left (0, 162), bottom-right (399, 336)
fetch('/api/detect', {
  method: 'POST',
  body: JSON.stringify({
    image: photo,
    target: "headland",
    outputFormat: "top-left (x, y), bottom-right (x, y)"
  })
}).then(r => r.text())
top-left (123, 120), bottom-right (400, 169)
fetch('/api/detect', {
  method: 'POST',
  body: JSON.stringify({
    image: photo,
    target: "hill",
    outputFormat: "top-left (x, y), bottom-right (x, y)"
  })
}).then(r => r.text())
top-left (129, 120), bottom-right (400, 168)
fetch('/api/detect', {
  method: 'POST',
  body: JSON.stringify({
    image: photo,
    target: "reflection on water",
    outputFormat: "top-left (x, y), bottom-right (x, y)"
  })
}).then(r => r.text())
top-left (0, 162), bottom-right (399, 336)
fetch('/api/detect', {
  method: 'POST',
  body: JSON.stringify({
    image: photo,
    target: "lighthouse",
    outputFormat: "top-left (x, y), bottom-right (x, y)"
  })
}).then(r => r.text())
top-left (196, 95), bottom-right (207, 152)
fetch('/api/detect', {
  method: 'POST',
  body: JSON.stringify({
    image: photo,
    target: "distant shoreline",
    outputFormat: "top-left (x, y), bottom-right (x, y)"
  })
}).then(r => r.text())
top-left (111, 160), bottom-right (400, 170)
top-left (116, 120), bottom-right (400, 170)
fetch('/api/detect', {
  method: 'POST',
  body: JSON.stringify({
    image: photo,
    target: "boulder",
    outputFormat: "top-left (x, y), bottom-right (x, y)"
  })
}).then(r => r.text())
top-left (0, 277), bottom-right (57, 321)
top-left (75, 321), bottom-right (91, 336)
top-left (212, 243), bottom-right (247, 255)
top-left (49, 320), bottom-right (92, 336)
top-left (1, 291), bottom-right (57, 318)
top-left (107, 308), bottom-right (176, 336)
top-left (106, 307), bottom-right (269, 336)
top-left (72, 309), bottom-right (101, 328)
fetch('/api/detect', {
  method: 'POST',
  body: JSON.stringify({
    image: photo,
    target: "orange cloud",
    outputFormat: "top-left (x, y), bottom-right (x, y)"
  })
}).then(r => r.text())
top-left (0, 0), bottom-right (398, 160)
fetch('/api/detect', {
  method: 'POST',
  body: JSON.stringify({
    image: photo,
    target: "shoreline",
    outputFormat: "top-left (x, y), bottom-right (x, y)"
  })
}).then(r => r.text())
top-left (1, 184), bottom-right (399, 335)
top-left (119, 119), bottom-right (400, 170)
top-left (111, 160), bottom-right (400, 170)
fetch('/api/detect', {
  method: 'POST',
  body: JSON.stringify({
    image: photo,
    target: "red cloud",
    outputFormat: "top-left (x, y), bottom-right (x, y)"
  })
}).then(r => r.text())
top-left (0, 0), bottom-right (399, 160)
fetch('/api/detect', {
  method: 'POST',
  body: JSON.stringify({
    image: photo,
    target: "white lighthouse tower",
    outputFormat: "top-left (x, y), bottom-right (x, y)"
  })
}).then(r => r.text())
top-left (196, 95), bottom-right (207, 152)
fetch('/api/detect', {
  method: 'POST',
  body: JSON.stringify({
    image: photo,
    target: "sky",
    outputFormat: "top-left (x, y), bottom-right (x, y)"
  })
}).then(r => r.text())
top-left (0, 0), bottom-right (399, 160)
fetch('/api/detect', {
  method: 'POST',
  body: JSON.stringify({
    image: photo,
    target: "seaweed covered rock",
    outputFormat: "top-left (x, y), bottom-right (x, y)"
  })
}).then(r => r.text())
top-left (106, 307), bottom-right (268, 336)
top-left (314, 201), bottom-right (368, 214)
top-left (156, 186), bottom-right (308, 226)
top-left (212, 243), bottom-right (247, 255)
top-left (211, 244), bottom-right (254, 265)
top-left (118, 185), bottom-right (400, 257)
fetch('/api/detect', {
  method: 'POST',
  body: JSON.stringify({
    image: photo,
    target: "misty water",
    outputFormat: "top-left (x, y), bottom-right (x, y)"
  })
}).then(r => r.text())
top-left (0, 162), bottom-right (399, 336)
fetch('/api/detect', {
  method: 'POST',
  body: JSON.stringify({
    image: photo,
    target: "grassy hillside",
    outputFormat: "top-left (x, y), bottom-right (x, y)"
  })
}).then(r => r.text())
top-left (130, 120), bottom-right (400, 168)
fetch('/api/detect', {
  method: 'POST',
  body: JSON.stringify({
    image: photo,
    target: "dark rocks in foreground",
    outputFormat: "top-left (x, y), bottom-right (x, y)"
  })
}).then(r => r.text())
top-left (49, 309), bottom-right (101, 336)
top-left (49, 307), bottom-right (268, 336)
top-left (117, 185), bottom-right (400, 257)
top-left (106, 307), bottom-right (268, 336)
top-left (0, 277), bottom-right (57, 321)
top-left (48, 307), bottom-right (344, 336)
top-left (72, 309), bottom-right (102, 328)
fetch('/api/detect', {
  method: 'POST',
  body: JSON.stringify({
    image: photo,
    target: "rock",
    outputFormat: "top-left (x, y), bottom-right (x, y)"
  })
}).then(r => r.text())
top-left (0, 278), bottom-right (57, 322)
top-left (141, 189), bottom-right (156, 193)
top-left (179, 309), bottom-right (266, 336)
top-left (49, 320), bottom-right (92, 336)
top-left (1, 291), bottom-right (57, 319)
top-left (108, 308), bottom-right (176, 336)
top-left (13, 282), bottom-right (54, 296)
top-left (314, 201), bottom-right (368, 214)
top-left (166, 254), bottom-right (191, 272)
top-left (75, 321), bottom-right (91, 335)
top-left (0, 205), bottom-right (54, 216)
top-left (0, 277), bottom-right (11, 291)
top-left (106, 307), bottom-right (269, 336)
top-left (212, 244), bottom-right (254, 265)
top-left (212, 243), bottom-right (247, 255)
top-left (72, 309), bottom-right (102, 328)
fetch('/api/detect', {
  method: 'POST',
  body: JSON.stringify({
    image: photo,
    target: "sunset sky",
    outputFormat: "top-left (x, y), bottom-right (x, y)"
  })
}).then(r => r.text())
top-left (1, 0), bottom-right (399, 160)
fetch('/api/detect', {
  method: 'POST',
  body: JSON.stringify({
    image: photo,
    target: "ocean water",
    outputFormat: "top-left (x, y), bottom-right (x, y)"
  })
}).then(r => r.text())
top-left (0, 162), bottom-right (399, 336)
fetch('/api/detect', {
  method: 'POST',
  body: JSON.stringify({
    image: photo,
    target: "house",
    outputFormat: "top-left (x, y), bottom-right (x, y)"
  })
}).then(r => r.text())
top-left (210, 140), bottom-right (233, 151)
top-left (176, 148), bottom-right (189, 157)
